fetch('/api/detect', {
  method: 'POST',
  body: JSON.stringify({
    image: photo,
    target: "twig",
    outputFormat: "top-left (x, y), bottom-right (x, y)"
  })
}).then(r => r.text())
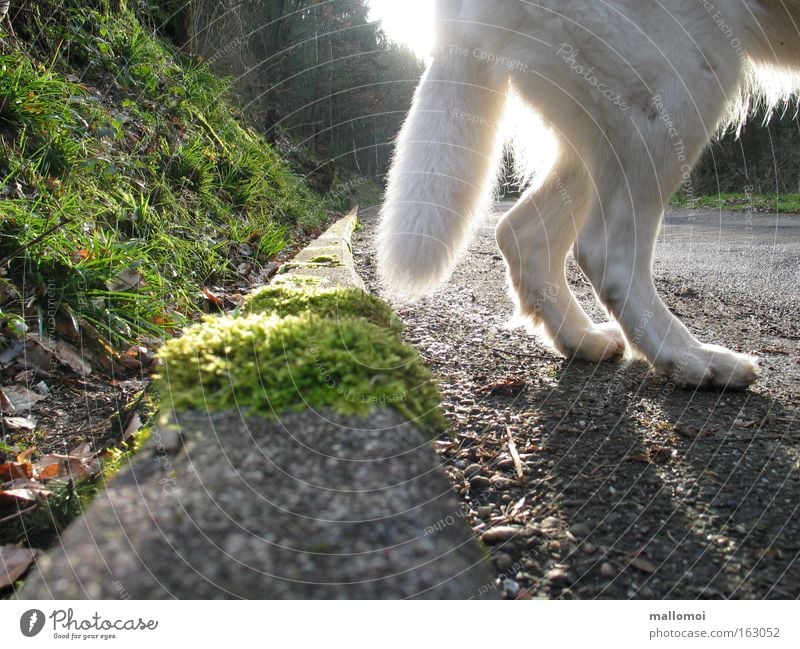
top-left (506, 426), bottom-right (524, 480)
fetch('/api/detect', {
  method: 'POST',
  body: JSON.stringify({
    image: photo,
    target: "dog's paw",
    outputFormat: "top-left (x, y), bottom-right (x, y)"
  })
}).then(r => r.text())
top-left (656, 344), bottom-right (759, 390)
top-left (557, 322), bottom-right (626, 362)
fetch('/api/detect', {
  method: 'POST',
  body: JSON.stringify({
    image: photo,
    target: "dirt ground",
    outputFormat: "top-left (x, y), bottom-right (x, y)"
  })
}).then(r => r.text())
top-left (353, 204), bottom-right (800, 600)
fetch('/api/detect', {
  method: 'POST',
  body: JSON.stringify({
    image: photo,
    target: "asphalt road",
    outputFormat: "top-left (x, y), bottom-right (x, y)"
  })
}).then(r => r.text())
top-left (354, 204), bottom-right (800, 600)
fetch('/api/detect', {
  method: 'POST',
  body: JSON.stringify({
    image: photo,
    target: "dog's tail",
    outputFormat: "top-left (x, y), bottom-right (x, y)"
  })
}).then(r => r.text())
top-left (377, 3), bottom-right (508, 296)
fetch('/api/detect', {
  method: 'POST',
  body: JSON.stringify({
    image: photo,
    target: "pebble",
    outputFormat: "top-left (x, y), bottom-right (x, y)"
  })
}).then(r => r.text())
top-left (569, 523), bottom-right (591, 538)
top-left (495, 458), bottom-right (515, 471)
top-left (600, 562), bottom-right (617, 578)
top-left (469, 476), bottom-right (492, 490)
top-left (476, 506), bottom-right (494, 519)
top-left (481, 526), bottom-right (521, 545)
top-left (541, 516), bottom-right (562, 530)
top-left (582, 542), bottom-right (597, 554)
top-left (521, 524), bottom-right (543, 537)
top-left (545, 568), bottom-right (570, 583)
top-left (464, 463), bottom-right (483, 478)
top-left (502, 578), bottom-right (521, 598)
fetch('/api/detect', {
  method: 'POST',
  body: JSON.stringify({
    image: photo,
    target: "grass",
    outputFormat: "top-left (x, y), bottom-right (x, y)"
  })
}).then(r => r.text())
top-left (0, 0), bottom-right (335, 581)
top-left (0, 1), bottom-right (328, 354)
top-left (671, 192), bottom-right (800, 214)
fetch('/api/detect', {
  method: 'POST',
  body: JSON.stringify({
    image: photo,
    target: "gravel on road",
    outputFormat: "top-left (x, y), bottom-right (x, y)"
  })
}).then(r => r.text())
top-left (353, 204), bottom-right (800, 600)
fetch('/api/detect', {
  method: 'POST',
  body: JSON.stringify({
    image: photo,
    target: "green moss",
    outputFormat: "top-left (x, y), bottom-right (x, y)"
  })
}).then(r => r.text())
top-left (242, 285), bottom-right (402, 334)
top-left (308, 255), bottom-right (336, 264)
top-left (156, 313), bottom-right (444, 432)
top-left (270, 274), bottom-right (324, 289)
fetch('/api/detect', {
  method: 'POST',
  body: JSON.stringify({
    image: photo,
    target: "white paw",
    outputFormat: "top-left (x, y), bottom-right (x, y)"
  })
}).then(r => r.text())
top-left (656, 344), bottom-right (759, 389)
top-left (555, 322), bottom-right (626, 362)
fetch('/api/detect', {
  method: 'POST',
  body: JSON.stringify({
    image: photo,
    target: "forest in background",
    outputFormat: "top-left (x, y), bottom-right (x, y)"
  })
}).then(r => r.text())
top-left (150, 0), bottom-right (423, 184)
top-left (150, 0), bottom-right (800, 195)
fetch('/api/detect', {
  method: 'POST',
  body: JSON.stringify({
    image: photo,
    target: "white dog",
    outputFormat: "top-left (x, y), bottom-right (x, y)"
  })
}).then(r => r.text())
top-left (378, 0), bottom-right (800, 389)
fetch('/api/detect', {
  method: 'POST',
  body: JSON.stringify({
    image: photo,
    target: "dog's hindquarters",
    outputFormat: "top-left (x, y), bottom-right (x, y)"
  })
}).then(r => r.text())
top-left (377, 3), bottom-right (508, 295)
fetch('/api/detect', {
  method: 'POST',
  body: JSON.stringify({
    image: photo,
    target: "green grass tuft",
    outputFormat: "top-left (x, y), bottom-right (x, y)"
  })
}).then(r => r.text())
top-left (671, 192), bottom-right (800, 214)
top-left (0, 2), bottom-right (328, 351)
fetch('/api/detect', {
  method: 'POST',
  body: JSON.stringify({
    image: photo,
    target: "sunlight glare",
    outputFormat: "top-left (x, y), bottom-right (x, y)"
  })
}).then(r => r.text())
top-left (368, 0), bottom-right (435, 59)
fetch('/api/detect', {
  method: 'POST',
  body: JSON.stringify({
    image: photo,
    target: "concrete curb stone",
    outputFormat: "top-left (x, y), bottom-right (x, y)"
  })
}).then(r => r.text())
top-left (20, 210), bottom-right (498, 599)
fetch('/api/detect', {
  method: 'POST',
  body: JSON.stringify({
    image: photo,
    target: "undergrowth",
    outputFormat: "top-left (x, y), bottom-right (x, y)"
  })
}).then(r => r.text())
top-left (671, 192), bottom-right (800, 214)
top-left (0, 0), bottom-right (328, 352)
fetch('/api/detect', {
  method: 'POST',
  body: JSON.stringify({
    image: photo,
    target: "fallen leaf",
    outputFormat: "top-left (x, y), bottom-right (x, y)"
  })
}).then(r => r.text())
top-left (203, 287), bottom-right (223, 305)
top-left (32, 463), bottom-right (61, 480)
top-left (477, 375), bottom-right (527, 397)
top-left (0, 488), bottom-right (47, 504)
top-left (0, 545), bottom-right (40, 588)
top-left (0, 388), bottom-right (14, 412)
top-left (0, 341), bottom-right (25, 365)
top-left (107, 267), bottom-right (144, 292)
top-left (71, 248), bottom-right (90, 264)
top-left (0, 385), bottom-right (47, 411)
top-left (18, 340), bottom-right (52, 372)
top-left (55, 309), bottom-right (81, 340)
top-left (122, 412), bottom-right (143, 441)
top-left (0, 462), bottom-right (33, 481)
top-left (29, 336), bottom-right (91, 376)
top-left (2, 416), bottom-right (37, 431)
top-left (69, 442), bottom-right (92, 457)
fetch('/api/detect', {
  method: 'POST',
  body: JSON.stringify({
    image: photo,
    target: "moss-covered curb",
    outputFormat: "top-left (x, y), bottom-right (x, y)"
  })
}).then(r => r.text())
top-left (242, 285), bottom-right (403, 334)
top-left (156, 210), bottom-right (445, 432)
top-left (156, 311), bottom-right (443, 431)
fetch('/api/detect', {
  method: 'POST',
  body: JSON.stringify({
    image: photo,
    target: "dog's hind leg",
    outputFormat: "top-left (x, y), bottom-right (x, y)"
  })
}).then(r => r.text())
top-left (574, 167), bottom-right (759, 389)
top-left (496, 154), bottom-right (625, 362)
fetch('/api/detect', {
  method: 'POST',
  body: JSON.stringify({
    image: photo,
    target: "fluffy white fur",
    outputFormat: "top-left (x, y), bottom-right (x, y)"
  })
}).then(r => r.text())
top-left (378, 0), bottom-right (800, 389)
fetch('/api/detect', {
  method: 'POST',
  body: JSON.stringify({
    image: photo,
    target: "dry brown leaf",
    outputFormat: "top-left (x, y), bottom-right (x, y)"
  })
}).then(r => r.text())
top-left (33, 463), bottom-right (61, 480)
top-left (477, 375), bottom-right (527, 396)
top-left (0, 385), bottom-right (47, 411)
top-left (0, 461), bottom-right (33, 482)
top-left (2, 416), bottom-right (37, 431)
top-left (203, 287), bottom-right (223, 305)
top-left (29, 336), bottom-right (91, 377)
top-left (0, 388), bottom-right (15, 412)
top-left (0, 341), bottom-right (25, 365)
top-left (63, 458), bottom-right (91, 480)
top-left (33, 450), bottom-right (96, 482)
top-left (107, 267), bottom-right (144, 292)
top-left (0, 545), bottom-right (40, 588)
top-left (69, 442), bottom-right (92, 457)
top-left (0, 488), bottom-right (46, 504)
